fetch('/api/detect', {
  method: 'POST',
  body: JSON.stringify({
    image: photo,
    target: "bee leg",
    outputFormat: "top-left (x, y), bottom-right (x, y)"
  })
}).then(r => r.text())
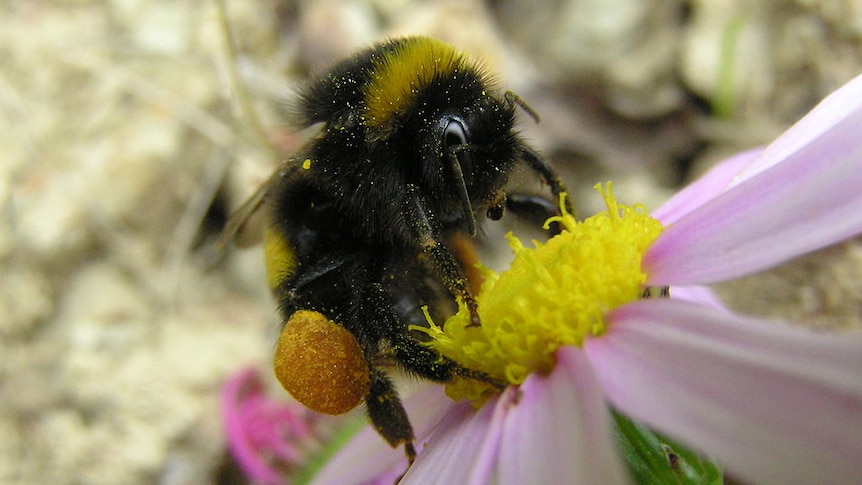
top-left (504, 91), bottom-right (541, 124)
top-left (505, 193), bottom-right (566, 236)
top-left (405, 186), bottom-right (481, 326)
top-left (519, 145), bottom-right (574, 217)
top-left (365, 367), bottom-right (416, 465)
top-left (392, 334), bottom-right (507, 389)
top-left (420, 237), bottom-right (480, 326)
top-left (392, 334), bottom-right (457, 382)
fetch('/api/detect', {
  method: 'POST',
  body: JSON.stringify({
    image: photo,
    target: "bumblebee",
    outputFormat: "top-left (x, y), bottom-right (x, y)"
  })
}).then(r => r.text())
top-left (223, 36), bottom-right (570, 464)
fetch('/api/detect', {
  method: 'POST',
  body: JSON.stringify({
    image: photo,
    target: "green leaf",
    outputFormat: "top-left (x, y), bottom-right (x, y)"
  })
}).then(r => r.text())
top-left (612, 409), bottom-right (724, 485)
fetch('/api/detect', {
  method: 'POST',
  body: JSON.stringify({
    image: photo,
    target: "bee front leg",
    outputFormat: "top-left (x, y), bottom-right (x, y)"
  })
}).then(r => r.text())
top-left (505, 193), bottom-right (567, 236)
top-left (519, 145), bottom-right (574, 217)
top-left (404, 186), bottom-right (481, 326)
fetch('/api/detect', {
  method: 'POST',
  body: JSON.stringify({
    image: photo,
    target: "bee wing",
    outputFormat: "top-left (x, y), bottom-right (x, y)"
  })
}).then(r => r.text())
top-left (217, 160), bottom-right (301, 249)
top-left (219, 179), bottom-right (270, 249)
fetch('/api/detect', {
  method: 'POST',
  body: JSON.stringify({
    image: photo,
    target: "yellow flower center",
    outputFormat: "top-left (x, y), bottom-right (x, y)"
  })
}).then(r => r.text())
top-left (418, 183), bottom-right (664, 404)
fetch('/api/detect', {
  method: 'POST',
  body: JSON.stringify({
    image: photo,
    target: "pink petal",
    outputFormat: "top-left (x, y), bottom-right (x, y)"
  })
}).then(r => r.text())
top-left (654, 74), bottom-right (862, 228)
top-left (221, 369), bottom-right (285, 485)
top-left (401, 391), bottom-right (512, 485)
top-left (498, 347), bottom-right (631, 485)
top-left (729, 73), bottom-right (862, 185)
top-left (586, 299), bottom-right (862, 485)
top-left (652, 148), bottom-right (762, 225)
top-left (645, 90), bottom-right (862, 285)
top-left (358, 467), bottom-right (403, 485)
top-left (311, 384), bottom-right (456, 485)
top-left (669, 285), bottom-right (729, 311)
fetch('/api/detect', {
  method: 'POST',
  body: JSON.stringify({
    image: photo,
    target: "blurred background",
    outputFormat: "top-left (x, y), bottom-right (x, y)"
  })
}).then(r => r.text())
top-left (2, 0), bottom-right (861, 483)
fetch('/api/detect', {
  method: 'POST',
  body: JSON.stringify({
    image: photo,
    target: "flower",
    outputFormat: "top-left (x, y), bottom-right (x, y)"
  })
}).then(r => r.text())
top-left (309, 73), bottom-right (862, 485)
top-left (222, 367), bottom-right (326, 485)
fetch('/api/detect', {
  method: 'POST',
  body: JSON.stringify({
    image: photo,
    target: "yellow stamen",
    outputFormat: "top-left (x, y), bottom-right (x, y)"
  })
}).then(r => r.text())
top-left (418, 183), bottom-right (664, 405)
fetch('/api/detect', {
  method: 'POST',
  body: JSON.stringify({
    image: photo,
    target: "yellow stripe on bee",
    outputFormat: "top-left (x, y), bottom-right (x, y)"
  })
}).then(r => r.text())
top-left (263, 224), bottom-right (296, 290)
top-left (363, 37), bottom-right (483, 128)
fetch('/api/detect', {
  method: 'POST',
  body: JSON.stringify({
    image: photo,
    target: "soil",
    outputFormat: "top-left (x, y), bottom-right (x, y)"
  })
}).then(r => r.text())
top-left (1, 1), bottom-right (860, 483)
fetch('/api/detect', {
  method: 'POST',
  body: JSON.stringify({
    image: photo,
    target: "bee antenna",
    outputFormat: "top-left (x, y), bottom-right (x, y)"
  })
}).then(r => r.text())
top-left (448, 148), bottom-right (478, 237)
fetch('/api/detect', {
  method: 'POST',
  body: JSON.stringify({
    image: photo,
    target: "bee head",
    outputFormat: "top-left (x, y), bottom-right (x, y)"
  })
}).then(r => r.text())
top-left (361, 37), bottom-right (522, 233)
top-left (413, 91), bottom-right (521, 234)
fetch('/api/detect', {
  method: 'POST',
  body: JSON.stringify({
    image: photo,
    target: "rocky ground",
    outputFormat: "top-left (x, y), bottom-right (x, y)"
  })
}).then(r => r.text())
top-left (1, 1), bottom-right (860, 484)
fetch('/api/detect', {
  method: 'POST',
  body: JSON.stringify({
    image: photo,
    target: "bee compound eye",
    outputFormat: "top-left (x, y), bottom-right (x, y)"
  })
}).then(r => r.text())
top-left (443, 119), bottom-right (467, 150)
top-left (273, 310), bottom-right (370, 414)
top-left (443, 118), bottom-right (474, 186)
